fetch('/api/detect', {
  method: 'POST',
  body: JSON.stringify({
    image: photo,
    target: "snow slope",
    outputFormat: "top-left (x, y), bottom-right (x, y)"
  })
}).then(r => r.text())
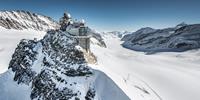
top-left (90, 35), bottom-right (200, 100)
top-left (0, 69), bottom-right (129, 100)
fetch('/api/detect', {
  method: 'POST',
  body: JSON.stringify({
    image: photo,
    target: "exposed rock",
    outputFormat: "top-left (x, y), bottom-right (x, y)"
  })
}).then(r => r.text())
top-left (9, 30), bottom-right (95, 100)
top-left (83, 51), bottom-right (97, 64)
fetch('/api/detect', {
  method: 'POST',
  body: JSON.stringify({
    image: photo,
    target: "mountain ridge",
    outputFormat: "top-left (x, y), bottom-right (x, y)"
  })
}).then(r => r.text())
top-left (122, 23), bottom-right (200, 53)
top-left (0, 10), bottom-right (59, 31)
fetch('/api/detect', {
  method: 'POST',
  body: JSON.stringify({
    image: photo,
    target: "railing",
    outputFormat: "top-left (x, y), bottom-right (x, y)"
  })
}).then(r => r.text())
top-left (70, 35), bottom-right (91, 38)
top-left (63, 31), bottom-right (91, 39)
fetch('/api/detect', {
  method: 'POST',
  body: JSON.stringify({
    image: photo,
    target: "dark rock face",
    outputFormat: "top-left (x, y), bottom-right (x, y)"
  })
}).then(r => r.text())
top-left (0, 10), bottom-right (59, 31)
top-left (9, 30), bottom-right (95, 100)
top-left (85, 88), bottom-right (96, 100)
top-left (9, 39), bottom-right (38, 85)
top-left (122, 24), bottom-right (200, 53)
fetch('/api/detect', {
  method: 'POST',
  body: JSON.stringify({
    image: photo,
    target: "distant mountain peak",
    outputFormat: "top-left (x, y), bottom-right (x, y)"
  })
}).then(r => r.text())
top-left (104, 31), bottom-right (132, 38)
top-left (176, 22), bottom-right (187, 28)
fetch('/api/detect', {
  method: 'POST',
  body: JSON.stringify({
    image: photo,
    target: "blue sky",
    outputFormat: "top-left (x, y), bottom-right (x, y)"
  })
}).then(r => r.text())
top-left (1, 0), bottom-right (200, 32)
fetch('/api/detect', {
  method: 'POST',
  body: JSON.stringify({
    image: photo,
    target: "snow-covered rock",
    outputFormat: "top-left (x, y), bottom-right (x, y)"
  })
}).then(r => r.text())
top-left (0, 30), bottom-right (129, 100)
top-left (122, 24), bottom-right (200, 53)
top-left (0, 10), bottom-right (59, 31)
top-left (91, 35), bottom-right (200, 100)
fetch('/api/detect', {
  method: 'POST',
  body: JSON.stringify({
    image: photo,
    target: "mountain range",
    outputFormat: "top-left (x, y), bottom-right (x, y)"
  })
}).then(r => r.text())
top-left (122, 23), bottom-right (200, 53)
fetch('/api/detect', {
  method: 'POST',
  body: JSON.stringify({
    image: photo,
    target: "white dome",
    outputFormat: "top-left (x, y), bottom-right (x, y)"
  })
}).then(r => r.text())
top-left (80, 19), bottom-right (85, 24)
top-left (64, 12), bottom-right (71, 19)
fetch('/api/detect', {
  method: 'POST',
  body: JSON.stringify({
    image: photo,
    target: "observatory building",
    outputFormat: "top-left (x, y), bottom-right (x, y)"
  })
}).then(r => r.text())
top-left (59, 12), bottom-right (91, 52)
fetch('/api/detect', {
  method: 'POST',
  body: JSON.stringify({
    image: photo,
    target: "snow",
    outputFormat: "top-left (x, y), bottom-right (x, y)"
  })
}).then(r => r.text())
top-left (93, 70), bottom-right (130, 100)
top-left (0, 27), bottom-right (200, 100)
top-left (0, 69), bottom-right (32, 100)
top-left (31, 42), bottom-right (44, 73)
top-left (0, 27), bottom-right (45, 73)
top-left (102, 31), bottom-right (132, 38)
top-left (90, 35), bottom-right (200, 100)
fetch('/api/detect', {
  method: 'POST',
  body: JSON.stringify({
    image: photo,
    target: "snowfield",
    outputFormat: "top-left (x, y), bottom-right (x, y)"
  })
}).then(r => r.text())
top-left (0, 27), bottom-right (200, 100)
top-left (90, 34), bottom-right (200, 100)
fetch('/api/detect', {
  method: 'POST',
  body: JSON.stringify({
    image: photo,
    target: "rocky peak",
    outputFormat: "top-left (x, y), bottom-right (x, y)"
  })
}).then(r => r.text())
top-left (175, 22), bottom-right (187, 29)
top-left (9, 30), bottom-right (95, 99)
